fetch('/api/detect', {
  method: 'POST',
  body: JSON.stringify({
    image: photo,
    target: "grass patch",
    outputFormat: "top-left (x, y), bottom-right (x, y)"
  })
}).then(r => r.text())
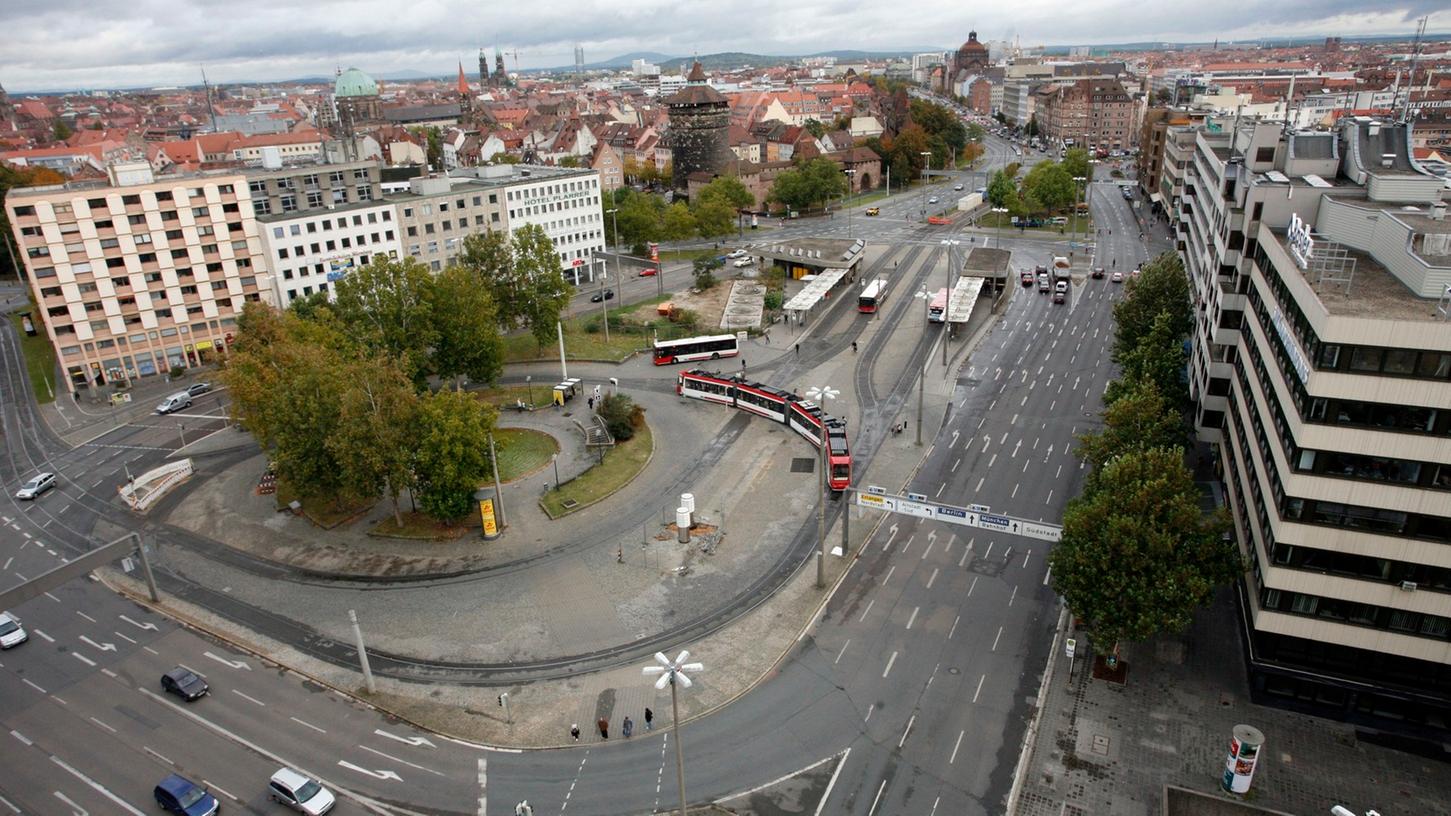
top-left (977, 210), bottom-right (1096, 238)
top-left (501, 294), bottom-right (693, 363)
top-left (274, 478), bottom-right (372, 529)
top-left (492, 427), bottom-right (559, 482)
top-left (540, 422), bottom-right (653, 518)
top-left (475, 384), bottom-right (546, 411)
top-left (367, 511), bottom-right (469, 540)
top-left (11, 312), bottom-right (58, 404)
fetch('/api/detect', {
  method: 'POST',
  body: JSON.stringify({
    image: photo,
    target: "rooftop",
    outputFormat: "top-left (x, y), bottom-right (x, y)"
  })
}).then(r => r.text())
top-left (1267, 224), bottom-right (1445, 323)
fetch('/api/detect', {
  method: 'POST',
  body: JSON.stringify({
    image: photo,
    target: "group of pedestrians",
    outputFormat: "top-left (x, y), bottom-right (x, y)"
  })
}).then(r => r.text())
top-left (571, 707), bottom-right (654, 742)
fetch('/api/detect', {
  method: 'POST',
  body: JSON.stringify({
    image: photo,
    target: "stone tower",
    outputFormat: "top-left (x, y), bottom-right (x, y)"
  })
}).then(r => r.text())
top-left (495, 52), bottom-right (507, 86)
top-left (479, 48), bottom-right (490, 87)
top-left (665, 62), bottom-right (731, 191)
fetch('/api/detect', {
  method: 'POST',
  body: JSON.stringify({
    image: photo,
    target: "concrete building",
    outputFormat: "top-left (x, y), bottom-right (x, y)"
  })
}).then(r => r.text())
top-left (6, 161), bottom-right (269, 390)
top-left (1034, 79), bottom-right (1138, 151)
top-left (1138, 108), bottom-right (1208, 202)
top-left (257, 200), bottom-right (400, 306)
top-left (244, 158), bottom-right (381, 217)
top-left (1158, 123), bottom-right (1204, 248)
top-left (1176, 114), bottom-right (1451, 742)
top-left (999, 62), bottom-right (1055, 126)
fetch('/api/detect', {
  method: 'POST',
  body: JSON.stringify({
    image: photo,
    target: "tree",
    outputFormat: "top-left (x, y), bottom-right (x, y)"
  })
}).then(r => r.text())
top-left (611, 188), bottom-right (665, 248)
top-left (1049, 447), bottom-right (1238, 653)
top-left (692, 198), bottom-right (735, 238)
top-left (1112, 251), bottom-right (1192, 362)
top-left (559, 155), bottom-right (583, 168)
top-left (489, 152), bottom-right (521, 164)
top-left (697, 176), bottom-right (755, 210)
top-left (456, 226), bottom-right (570, 350)
top-left (329, 354), bottom-right (418, 526)
top-left (1075, 380), bottom-right (1186, 481)
top-left (426, 127), bottom-right (443, 169)
top-left (51, 120), bottom-right (73, 142)
top-left (693, 255), bottom-right (721, 290)
top-left (596, 392), bottom-right (643, 441)
top-left (0, 164), bottom-right (66, 278)
top-left (1062, 148), bottom-right (1091, 184)
top-left (960, 142), bottom-right (985, 168)
top-left (986, 169), bottom-right (1016, 208)
top-left (768, 157), bottom-right (846, 213)
top-left (889, 124), bottom-right (931, 181)
top-left (1024, 114), bottom-right (1040, 138)
top-left (430, 263), bottom-right (503, 389)
top-left (661, 201), bottom-right (698, 240)
top-left (803, 118), bottom-right (827, 138)
top-left (1022, 161), bottom-right (1076, 212)
top-left (1109, 311), bottom-right (1188, 406)
top-left (412, 389), bottom-right (497, 522)
top-left (329, 257), bottom-right (437, 382)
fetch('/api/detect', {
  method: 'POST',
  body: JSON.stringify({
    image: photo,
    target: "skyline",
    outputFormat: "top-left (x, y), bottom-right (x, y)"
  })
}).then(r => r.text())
top-left (0, 1), bottom-right (1447, 93)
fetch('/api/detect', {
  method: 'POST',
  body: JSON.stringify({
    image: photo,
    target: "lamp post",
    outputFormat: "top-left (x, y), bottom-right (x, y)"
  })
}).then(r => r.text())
top-left (991, 207), bottom-right (1008, 249)
top-left (526, 375), bottom-right (534, 409)
top-left (939, 238), bottom-right (959, 367)
top-left (1071, 175), bottom-right (1086, 250)
top-left (642, 651), bottom-right (704, 816)
top-left (805, 384), bottom-right (839, 589)
top-left (605, 206), bottom-right (622, 284)
top-left (920, 151), bottom-right (932, 221)
top-left (912, 289), bottom-right (929, 446)
top-left (844, 169), bottom-right (856, 239)
top-left (595, 257), bottom-right (610, 343)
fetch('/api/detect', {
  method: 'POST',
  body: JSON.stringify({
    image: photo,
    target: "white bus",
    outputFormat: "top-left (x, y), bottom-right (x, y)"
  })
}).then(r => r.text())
top-left (928, 288), bottom-right (948, 323)
top-left (652, 334), bottom-right (740, 365)
top-left (858, 278), bottom-right (889, 313)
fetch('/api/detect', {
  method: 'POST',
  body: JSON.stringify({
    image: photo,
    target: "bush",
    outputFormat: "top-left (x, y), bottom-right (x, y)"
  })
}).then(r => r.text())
top-left (669, 309), bottom-right (700, 330)
top-left (169, 366), bottom-right (186, 380)
top-left (597, 393), bottom-right (643, 441)
top-left (583, 318), bottom-right (602, 334)
top-left (764, 290), bottom-right (784, 310)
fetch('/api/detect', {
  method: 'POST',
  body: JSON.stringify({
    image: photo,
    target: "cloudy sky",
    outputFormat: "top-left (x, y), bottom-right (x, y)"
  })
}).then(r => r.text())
top-left (1, 0), bottom-right (1446, 92)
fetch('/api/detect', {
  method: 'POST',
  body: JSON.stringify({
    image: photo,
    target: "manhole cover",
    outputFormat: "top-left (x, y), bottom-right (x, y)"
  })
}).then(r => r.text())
top-left (562, 499), bottom-right (578, 509)
top-left (947, 667), bottom-right (961, 675)
top-left (791, 457), bottom-right (815, 473)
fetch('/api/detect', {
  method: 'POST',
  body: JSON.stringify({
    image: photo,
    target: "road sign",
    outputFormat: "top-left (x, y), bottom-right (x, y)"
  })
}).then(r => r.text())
top-left (1065, 638), bottom-right (1077, 659)
top-left (896, 499), bottom-right (934, 519)
top-left (1020, 520), bottom-right (1063, 542)
top-left (866, 485), bottom-right (887, 495)
top-left (968, 503), bottom-right (990, 513)
top-left (978, 513), bottom-right (1012, 532)
top-left (850, 489), bottom-right (1062, 541)
top-left (906, 492), bottom-right (928, 502)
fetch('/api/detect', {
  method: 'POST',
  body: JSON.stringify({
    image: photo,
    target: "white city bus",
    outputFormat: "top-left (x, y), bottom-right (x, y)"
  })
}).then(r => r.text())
top-left (652, 334), bottom-right (740, 365)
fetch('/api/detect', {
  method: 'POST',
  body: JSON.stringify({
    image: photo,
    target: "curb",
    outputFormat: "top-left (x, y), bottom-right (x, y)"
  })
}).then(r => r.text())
top-left (538, 421), bottom-right (656, 520)
top-left (1005, 603), bottom-right (1070, 816)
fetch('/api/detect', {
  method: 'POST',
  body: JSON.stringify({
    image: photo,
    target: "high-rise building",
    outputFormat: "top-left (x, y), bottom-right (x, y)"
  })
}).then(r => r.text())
top-left (1176, 114), bottom-right (1451, 742)
top-left (574, 44), bottom-right (585, 77)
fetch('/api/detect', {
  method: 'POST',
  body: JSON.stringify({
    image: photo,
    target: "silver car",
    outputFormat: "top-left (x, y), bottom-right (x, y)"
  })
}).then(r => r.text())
top-left (15, 472), bottom-right (56, 500)
top-left (0, 612), bottom-right (28, 649)
top-left (155, 392), bottom-right (192, 414)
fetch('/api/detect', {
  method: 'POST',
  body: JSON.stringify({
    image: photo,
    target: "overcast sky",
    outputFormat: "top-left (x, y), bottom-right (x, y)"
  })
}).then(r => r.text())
top-left (1, 1), bottom-right (1447, 92)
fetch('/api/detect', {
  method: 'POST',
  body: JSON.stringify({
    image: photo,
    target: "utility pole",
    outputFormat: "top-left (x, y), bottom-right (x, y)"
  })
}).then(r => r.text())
top-left (349, 609), bottom-right (376, 694)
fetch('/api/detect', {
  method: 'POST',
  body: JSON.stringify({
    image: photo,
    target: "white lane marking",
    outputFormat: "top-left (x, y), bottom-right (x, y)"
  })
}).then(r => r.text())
top-left (230, 689), bottom-right (266, 707)
top-left (858, 600), bottom-right (874, 623)
top-left (882, 565), bottom-right (895, 585)
top-left (1009, 585), bottom-right (1018, 606)
top-left (202, 781), bottom-right (239, 803)
top-left (336, 760), bottom-right (402, 782)
top-left (925, 567), bottom-right (939, 589)
top-left (72, 653), bottom-right (96, 667)
top-left (10, 730), bottom-right (32, 746)
top-left (1, 558), bottom-right (9, 570)
top-left (972, 673), bottom-right (986, 703)
top-left (864, 703), bottom-right (874, 722)
top-left (113, 631), bottom-right (137, 645)
top-left (1023, 551), bottom-right (1031, 568)
top-left (34, 629), bottom-right (55, 643)
top-left (79, 636), bottom-right (115, 652)
top-left (143, 647), bottom-right (159, 656)
top-left (968, 576), bottom-right (979, 596)
top-left (23, 678), bottom-right (47, 694)
top-left (811, 747), bottom-right (851, 816)
top-left (203, 651), bottom-right (252, 671)
top-left (882, 651), bottom-right (898, 679)
top-left (43, 592), bottom-right (60, 602)
top-left (948, 615), bottom-right (960, 640)
top-left (867, 779), bottom-right (888, 816)
top-left (75, 611), bottom-right (97, 623)
top-left (951, 458), bottom-right (961, 472)
top-left (359, 744), bottom-right (445, 776)
top-left (905, 606), bottom-right (919, 630)
top-left (88, 717), bottom-right (117, 734)
top-left (901, 536), bottom-right (913, 555)
top-left (949, 729), bottom-right (966, 764)
top-left (144, 747), bottom-right (173, 766)
top-left (898, 714), bottom-right (916, 748)
top-left (935, 482), bottom-right (945, 498)
top-left (49, 756), bottom-right (146, 815)
top-left (373, 729), bottom-right (436, 748)
top-left (1044, 566), bottom-right (1053, 586)
top-left (835, 639), bottom-right (850, 665)
top-left (118, 615), bottom-right (157, 631)
top-left (992, 626), bottom-right (1004, 652)
top-left (477, 757), bottom-right (486, 816)
top-left (53, 791), bottom-right (88, 816)
top-left (291, 717), bottom-right (327, 734)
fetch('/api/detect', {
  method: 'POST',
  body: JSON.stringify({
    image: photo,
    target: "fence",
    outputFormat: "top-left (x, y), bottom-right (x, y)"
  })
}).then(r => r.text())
top-left (119, 458), bottom-right (194, 512)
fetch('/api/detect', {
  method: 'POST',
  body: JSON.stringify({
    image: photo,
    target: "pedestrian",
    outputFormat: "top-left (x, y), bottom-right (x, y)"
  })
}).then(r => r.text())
top-left (598, 717), bottom-right (609, 739)
top-left (644, 707), bottom-right (654, 730)
top-left (623, 716), bottom-right (634, 738)
top-left (794, 342), bottom-right (800, 355)
top-left (851, 341), bottom-right (858, 353)
top-left (741, 358), bottom-right (747, 371)
top-left (587, 395), bottom-right (594, 411)
top-left (571, 724), bottom-right (581, 742)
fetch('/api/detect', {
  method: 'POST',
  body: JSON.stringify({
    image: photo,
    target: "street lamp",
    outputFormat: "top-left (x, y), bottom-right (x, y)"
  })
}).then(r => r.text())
top-left (912, 289), bottom-right (929, 446)
top-left (939, 238), bottom-right (959, 367)
top-left (920, 151), bottom-right (932, 222)
top-left (804, 384), bottom-right (839, 589)
top-left (605, 206), bottom-right (621, 284)
top-left (1071, 176), bottom-right (1086, 249)
top-left (642, 651), bottom-right (704, 816)
top-left (991, 207), bottom-right (1009, 249)
top-left (844, 169), bottom-right (856, 239)
top-left (525, 375), bottom-right (534, 409)
top-left (595, 257), bottom-right (610, 343)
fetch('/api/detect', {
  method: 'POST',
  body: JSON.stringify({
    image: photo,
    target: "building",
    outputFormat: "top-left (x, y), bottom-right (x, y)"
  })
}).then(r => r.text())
top-left (244, 159), bottom-right (381, 218)
top-left (6, 161), bottom-right (269, 390)
top-left (1158, 123), bottom-right (1203, 247)
top-left (1034, 79), bottom-right (1138, 151)
top-left (1176, 114), bottom-right (1451, 743)
top-left (665, 62), bottom-right (732, 190)
top-left (257, 200), bottom-right (400, 306)
top-left (1138, 108), bottom-right (1208, 202)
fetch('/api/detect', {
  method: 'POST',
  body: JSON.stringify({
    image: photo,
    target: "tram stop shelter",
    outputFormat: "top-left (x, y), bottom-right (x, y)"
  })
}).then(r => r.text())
top-left (774, 238), bottom-right (868, 325)
top-left (963, 246), bottom-right (1011, 299)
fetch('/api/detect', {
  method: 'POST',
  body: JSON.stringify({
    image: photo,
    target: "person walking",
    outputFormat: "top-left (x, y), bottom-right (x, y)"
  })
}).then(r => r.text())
top-left (570, 724), bottom-right (581, 742)
top-left (851, 341), bottom-right (858, 353)
top-left (794, 342), bottom-right (800, 356)
top-left (622, 716), bottom-right (634, 738)
top-left (597, 717), bottom-right (609, 740)
top-left (644, 707), bottom-right (654, 731)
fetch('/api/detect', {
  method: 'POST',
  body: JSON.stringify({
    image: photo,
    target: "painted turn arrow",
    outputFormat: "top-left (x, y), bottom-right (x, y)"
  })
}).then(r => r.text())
top-left (203, 651), bottom-right (253, 671)
top-left (79, 635), bottom-right (116, 652)
top-left (119, 615), bottom-right (158, 631)
top-left (374, 729), bottom-right (436, 748)
top-left (338, 760), bottom-right (402, 782)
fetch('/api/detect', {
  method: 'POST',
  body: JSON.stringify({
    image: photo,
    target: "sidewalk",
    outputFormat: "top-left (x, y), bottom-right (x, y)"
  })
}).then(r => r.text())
top-left (41, 368), bottom-right (221, 448)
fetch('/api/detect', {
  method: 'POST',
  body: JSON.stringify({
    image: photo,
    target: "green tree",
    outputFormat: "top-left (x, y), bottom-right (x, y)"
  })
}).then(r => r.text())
top-left (51, 120), bottom-right (73, 141)
top-left (509, 224), bottom-right (573, 350)
top-left (596, 392), bottom-right (643, 441)
top-left (329, 257), bottom-right (437, 382)
top-left (693, 199), bottom-right (737, 238)
top-left (412, 389), bottom-right (497, 522)
top-left (768, 157), bottom-right (847, 212)
top-left (1024, 114), bottom-right (1040, 137)
top-left (1109, 311), bottom-right (1188, 406)
top-left (1075, 380), bottom-right (1186, 482)
top-left (612, 189), bottom-right (665, 248)
top-left (661, 201), bottom-right (698, 240)
top-left (329, 354), bottom-right (418, 525)
top-left (693, 255), bottom-right (721, 290)
top-left (888, 124), bottom-right (932, 181)
top-left (1112, 251), bottom-right (1192, 362)
top-left (489, 152), bottom-right (521, 164)
top-left (430, 264), bottom-right (503, 389)
top-left (697, 176), bottom-right (755, 210)
top-left (1022, 161), bottom-right (1076, 212)
top-left (1049, 447), bottom-right (1238, 653)
top-left (0, 164), bottom-right (66, 278)
top-left (1062, 147), bottom-right (1091, 183)
top-left (803, 118), bottom-right (827, 138)
top-left (986, 169), bottom-right (1016, 208)
top-left (559, 155), bottom-right (583, 168)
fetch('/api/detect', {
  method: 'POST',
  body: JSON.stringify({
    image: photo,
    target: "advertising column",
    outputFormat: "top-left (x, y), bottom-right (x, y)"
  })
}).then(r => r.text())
top-left (1221, 724), bottom-right (1265, 794)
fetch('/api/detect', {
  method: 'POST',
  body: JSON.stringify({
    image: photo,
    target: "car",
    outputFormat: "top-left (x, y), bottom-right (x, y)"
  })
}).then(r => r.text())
top-left (733, 257), bottom-right (755, 268)
top-left (1053, 290), bottom-right (1066, 304)
top-left (864, 206), bottom-right (880, 216)
top-left (155, 773), bottom-right (219, 816)
top-left (161, 666), bottom-right (210, 701)
top-left (15, 472), bottom-right (56, 500)
top-left (186, 382), bottom-right (212, 397)
top-left (1111, 270), bottom-right (1124, 282)
top-left (726, 249), bottom-right (748, 259)
top-left (269, 767), bottom-right (336, 815)
top-left (156, 392), bottom-right (192, 414)
top-left (638, 267), bottom-right (658, 277)
top-left (1092, 266), bottom-right (1105, 279)
top-left (928, 196), bottom-right (939, 204)
top-left (953, 183), bottom-right (964, 191)
top-left (0, 612), bottom-right (27, 649)
top-left (1037, 273), bottom-right (1050, 293)
top-left (1131, 266), bottom-right (1142, 279)
top-left (589, 289), bottom-right (615, 303)
top-left (1020, 271), bottom-right (1035, 287)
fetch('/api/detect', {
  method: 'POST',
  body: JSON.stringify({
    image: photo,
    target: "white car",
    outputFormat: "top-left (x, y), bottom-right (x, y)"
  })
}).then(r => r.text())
top-left (732, 257), bottom-right (755, 268)
top-left (1111, 270), bottom-right (1124, 283)
top-left (155, 392), bottom-right (192, 414)
top-left (726, 249), bottom-right (748, 259)
top-left (16, 472), bottom-right (56, 500)
top-left (0, 612), bottom-right (27, 649)
top-left (928, 196), bottom-right (940, 204)
top-left (269, 768), bottom-right (335, 815)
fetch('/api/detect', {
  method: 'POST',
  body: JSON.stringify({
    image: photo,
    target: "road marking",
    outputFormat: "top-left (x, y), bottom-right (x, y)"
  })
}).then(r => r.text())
top-left (987, 453), bottom-right (996, 468)
top-left (34, 629), bottom-right (54, 643)
top-left (337, 760), bottom-right (402, 782)
top-left (905, 606), bottom-right (919, 630)
top-left (951, 457), bottom-right (961, 472)
top-left (882, 565), bottom-right (895, 585)
top-left (968, 576), bottom-right (979, 596)
top-left (143, 646), bottom-right (159, 656)
top-left (984, 543), bottom-right (994, 559)
top-left (882, 651), bottom-right (898, 678)
top-left (43, 592), bottom-right (60, 602)
top-left (23, 678), bottom-right (46, 694)
top-left (882, 525), bottom-right (898, 551)
top-left (898, 714), bottom-right (916, 748)
top-left (1010, 585), bottom-right (1018, 606)
top-left (948, 615), bottom-right (960, 640)
top-left (992, 626), bottom-right (1004, 652)
top-left (811, 747), bottom-right (851, 816)
top-left (1012, 482), bottom-right (1019, 498)
top-left (230, 689), bottom-right (266, 707)
top-left (72, 652), bottom-right (96, 667)
top-left (1, 557), bottom-right (8, 570)
top-left (374, 728), bottom-right (435, 748)
top-left (49, 756), bottom-right (147, 815)
top-left (290, 716), bottom-right (327, 734)
top-left (113, 631), bottom-right (137, 645)
top-left (867, 780), bottom-right (888, 816)
top-left (935, 482), bottom-right (945, 498)
top-left (477, 757), bottom-right (487, 816)
top-left (1043, 566), bottom-right (1053, 586)
top-left (100, 669), bottom-right (116, 678)
top-left (10, 730), bottom-right (32, 746)
top-left (835, 639), bottom-right (850, 664)
top-left (972, 673), bottom-right (986, 703)
top-left (901, 536), bottom-right (913, 555)
top-left (949, 729), bottom-right (966, 764)
top-left (144, 747), bottom-right (173, 766)
top-left (79, 635), bottom-right (115, 652)
top-left (864, 703), bottom-right (874, 722)
top-left (925, 567), bottom-right (939, 589)
top-left (53, 792), bottom-right (88, 816)
top-left (118, 615), bottom-right (157, 631)
top-left (75, 611), bottom-right (96, 623)
top-left (858, 599), bottom-right (874, 622)
top-left (203, 651), bottom-right (252, 671)
top-left (1023, 551), bottom-right (1031, 568)
top-left (359, 744), bottom-right (445, 776)
top-left (975, 476), bottom-right (984, 491)
top-left (202, 781), bottom-right (238, 803)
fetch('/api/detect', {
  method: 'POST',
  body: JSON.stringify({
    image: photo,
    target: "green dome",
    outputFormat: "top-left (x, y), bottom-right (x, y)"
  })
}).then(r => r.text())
top-left (335, 68), bottom-right (379, 98)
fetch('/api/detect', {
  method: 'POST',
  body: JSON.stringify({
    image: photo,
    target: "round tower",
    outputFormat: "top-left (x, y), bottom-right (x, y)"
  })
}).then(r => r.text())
top-left (665, 62), bottom-right (732, 191)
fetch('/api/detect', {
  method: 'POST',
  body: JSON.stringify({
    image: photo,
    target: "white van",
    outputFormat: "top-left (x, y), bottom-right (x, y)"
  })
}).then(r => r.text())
top-left (156, 392), bottom-right (192, 414)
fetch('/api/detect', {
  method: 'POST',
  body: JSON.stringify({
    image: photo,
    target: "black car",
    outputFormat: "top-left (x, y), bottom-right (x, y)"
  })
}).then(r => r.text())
top-left (1092, 267), bottom-right (1105, 279)
top-left (161, 666), bottom-right (209, 701)
top-left (589, 289), bottom-right (615, 303)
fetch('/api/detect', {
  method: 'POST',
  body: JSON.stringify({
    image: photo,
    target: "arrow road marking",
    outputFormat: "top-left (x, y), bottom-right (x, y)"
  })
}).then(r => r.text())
top-left (337, 761), bottom-right (402, 782)
top-left (79, 635), bottom-right (116, 652)
top-left (373, 729), bottom-right (435, 749)
top-left (119, 615), bottom-right (158, 631)
top-left (203, 651), bottom-right (252, 671)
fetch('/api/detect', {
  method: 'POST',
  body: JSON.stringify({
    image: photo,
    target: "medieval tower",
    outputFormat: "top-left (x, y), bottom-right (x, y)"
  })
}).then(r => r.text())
top-left (665, 62), bottom-right (731, 191)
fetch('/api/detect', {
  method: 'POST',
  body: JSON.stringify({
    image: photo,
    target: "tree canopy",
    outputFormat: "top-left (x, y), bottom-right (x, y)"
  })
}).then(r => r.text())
top-left (456, 225), bottom-right (571, 350)
top-left (329, 256), bottom-right (438, 382)
top-left (1112, 251), bottom-right (1193, 363)
top-left (768, 157), bottom-right (847, 213)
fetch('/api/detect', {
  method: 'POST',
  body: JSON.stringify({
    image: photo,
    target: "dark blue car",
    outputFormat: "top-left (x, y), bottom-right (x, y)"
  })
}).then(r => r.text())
top-left (154, 773), bottom-right (219, 815)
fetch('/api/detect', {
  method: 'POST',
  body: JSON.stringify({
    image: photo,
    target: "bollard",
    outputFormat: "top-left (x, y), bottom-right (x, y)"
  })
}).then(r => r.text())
top-left (676, 507), bottom-right (691, 543)
top-left (681, 493), bottom-right (696, 528)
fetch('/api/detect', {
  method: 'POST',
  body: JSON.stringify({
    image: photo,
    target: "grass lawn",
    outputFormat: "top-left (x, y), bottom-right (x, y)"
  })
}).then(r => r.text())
top-left (977, 211), bottom-right (1096, 238)
top-left (492, 427), bottom-right (558, 482)
top-left (540, 422), bottom-right (653, 518)
top-left (475, 384), bottom-right (545, 411)
top-left (501, 295), bottom-right (685, 363)
top-left (368, 511), bottom-right (469, 540)
top-left (10, 313), bottom-right (57, 404)
top-left (274, 478), bottom-right (372, 529)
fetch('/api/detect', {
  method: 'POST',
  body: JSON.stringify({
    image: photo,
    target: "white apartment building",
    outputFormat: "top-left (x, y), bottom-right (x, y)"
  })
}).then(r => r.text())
top-left (258, 200), bottom-right (401, 305)
top-left (6, 161), bottom-right (270, 390)
top-left (1177, 114), bottom-right (1451, 742)
top-left (494, 166), bottom-right (606, 285)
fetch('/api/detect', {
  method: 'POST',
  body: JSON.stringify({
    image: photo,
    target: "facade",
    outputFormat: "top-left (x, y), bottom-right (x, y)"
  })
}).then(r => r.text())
top-left (1138, 109), bottom-right (1208, 203)
top-left (391, 174), bottom-right (508, 273)
top-left (1159, 123), bottom-right (1203, 251)
top-left (6, 161), bottom-right (269, 390)
top-left (1035, 79), bottom-right (1138, 150)
top-left (493, 165), bottom-right (606, 283)
top-left (665, 62), bottom-right (732, 190)
top-left (244, 159), bottom-right (381, 218)
top-left (257, 200), bottom-right (400, 305)
top-left (1177, 114), bottom-right (1451, 742)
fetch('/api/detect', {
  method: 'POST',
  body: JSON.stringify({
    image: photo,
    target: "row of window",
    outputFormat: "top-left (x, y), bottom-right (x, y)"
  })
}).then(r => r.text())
top-left (255, 186), bottom-right (373, 215)
top-left (278, 230), bottom-right (395, 260)
top-left (1259, 585), bottom-right (1451, 641)
top-left (400, 193), bottom-right (500, 218)
top-left (406, 214), bottom-right (498, 237)
top-left (509, 195), bottom-right (602, 220)
top-left (273, 210), bottom-right (392, 239)
top-left (1269, 542), bottom-right (1451, 594)
top-left (53, 295), bottom-right (258, 341)
top-left (247, 169), bottom-right (369, 196)
top-left (58, 318), bottom-right (239, 357)
top-left (12, 186), bottom-right (238, 219)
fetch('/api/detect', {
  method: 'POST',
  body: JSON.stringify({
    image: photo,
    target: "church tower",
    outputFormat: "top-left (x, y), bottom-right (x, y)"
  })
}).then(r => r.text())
top-left (479, 49), bottom-right (490, 87)
top-left (495, 51), bottom-right (508, 86)
top-left (457, 62), bottom-right (472, 116)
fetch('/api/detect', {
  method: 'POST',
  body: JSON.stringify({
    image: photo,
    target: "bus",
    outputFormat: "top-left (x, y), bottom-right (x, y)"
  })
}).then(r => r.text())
top-left (858, 278), bottom-right (888, 314)
top-left (928, 288), bottom-right (949, 322)
top-left (652, 333), bottom-right (740, 365)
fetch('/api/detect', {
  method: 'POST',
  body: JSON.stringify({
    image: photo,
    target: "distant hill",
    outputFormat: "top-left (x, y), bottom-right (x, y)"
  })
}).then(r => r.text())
top-left (659, 52), bottom-right (792, 71)
top-left (587, 51), bottom-right (678, 69)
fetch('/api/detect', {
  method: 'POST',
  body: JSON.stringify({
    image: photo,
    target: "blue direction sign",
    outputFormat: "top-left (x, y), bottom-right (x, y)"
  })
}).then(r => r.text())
top-left (978, 513), bottom-right (1012, 532)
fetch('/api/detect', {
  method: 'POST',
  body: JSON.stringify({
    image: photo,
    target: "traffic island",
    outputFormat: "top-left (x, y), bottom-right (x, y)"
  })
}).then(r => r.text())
top-left (540, 421), bottom-right (653, 519)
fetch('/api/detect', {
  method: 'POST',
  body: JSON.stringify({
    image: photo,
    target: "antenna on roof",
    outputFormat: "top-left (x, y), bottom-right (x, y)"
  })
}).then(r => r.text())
top-left (200, 65), bottom-right (217, 134)
top-left (1402, 15), bottom-right (1427, 124)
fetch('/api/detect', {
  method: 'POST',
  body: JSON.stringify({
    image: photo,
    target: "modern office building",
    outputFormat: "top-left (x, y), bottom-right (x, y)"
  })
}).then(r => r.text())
top-left (6, 161), bottom-right (269, 390)
top-left (257, 200), bottom-right (400, 305)
top-left (1178, 114), bottom-right (1451, 742)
